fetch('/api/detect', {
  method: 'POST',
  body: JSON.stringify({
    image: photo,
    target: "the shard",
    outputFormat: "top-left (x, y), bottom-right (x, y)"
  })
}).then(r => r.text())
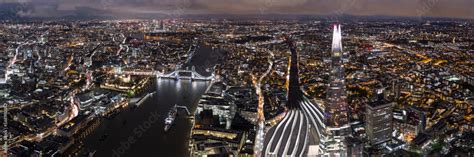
top-left (263, 25), bottom-right (350, 156)
top-left (326, 24), bottom-right (349, 129)
top-left (323, 24), bottom-right (351, 154)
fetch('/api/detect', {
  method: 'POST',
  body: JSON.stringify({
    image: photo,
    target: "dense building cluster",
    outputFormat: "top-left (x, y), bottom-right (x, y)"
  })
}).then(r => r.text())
top-left (0, 18), bottom-right (472, 156)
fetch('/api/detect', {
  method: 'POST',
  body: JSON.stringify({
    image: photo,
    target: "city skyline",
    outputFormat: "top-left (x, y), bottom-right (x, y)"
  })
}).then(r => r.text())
top-left (0, 4), bottom-right (473, 156)
top-left (1, 0), bottom-right (474, 19)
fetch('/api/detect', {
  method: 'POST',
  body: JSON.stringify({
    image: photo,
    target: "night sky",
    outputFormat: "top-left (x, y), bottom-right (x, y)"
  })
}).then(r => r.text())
top-left (2, 0), bottom-right (473, 19)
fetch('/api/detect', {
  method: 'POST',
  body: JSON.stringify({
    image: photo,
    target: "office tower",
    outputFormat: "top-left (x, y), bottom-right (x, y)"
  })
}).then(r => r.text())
top-left (264, 25), bottom-right (352, 156)
top-left (323, 24), bottom-right (350, 154)
top-left (345, 137), bottom-right (364, 157)
top-left (0, 73), bottom-right (6, 84)
top-left (366, 101), bottom-right (395, 145)
top-left (326, 24), bottom-right (349, 132)
top-left (391, 79), bottom-right (401, 100)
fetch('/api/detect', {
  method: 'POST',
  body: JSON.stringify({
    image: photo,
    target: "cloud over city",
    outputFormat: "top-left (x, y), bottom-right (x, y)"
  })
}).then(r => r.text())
top-left (1, 0), bottom-right (473, 18)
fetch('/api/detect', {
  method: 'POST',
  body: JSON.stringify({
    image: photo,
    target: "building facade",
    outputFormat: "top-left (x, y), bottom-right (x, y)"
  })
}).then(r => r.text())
top-left (322, 24), bottom-right (351, 154)
top-left (366, 101), bottom-right (395, 145)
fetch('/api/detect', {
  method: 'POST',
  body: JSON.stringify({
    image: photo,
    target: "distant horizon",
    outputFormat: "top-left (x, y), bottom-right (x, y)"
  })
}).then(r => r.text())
top-left (0, 0), bottom-right (473, 20)
top-left (2, 12), bottom-right (474, 21)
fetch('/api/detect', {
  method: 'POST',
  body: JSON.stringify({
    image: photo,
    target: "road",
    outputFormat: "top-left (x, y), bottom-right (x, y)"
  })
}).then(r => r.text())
top-left (9, 89), bottom-right (80, 150)
top-left (4, 41), bottom-right (26, 82)
top-left (116, 33), bottom-right (128, 56)
top-left (253, 49), bottom-right (274, 156)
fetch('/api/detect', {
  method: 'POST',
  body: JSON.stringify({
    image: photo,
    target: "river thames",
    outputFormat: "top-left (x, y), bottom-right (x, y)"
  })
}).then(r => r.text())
top-left (82, 45), bottom-right (221, 157)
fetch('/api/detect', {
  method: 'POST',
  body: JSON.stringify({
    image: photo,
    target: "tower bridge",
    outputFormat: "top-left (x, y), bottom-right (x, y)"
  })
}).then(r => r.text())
top-left (112, 66), bottom-right (214, 81)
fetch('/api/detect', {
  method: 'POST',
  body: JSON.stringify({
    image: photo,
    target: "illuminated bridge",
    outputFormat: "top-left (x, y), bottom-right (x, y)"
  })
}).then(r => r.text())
top-left (112, 66), bottom-right (214, 81)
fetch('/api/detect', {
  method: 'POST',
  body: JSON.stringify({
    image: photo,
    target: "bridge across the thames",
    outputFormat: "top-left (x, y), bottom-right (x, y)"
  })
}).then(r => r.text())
top-left (113, 66), bottom-right (214, 81)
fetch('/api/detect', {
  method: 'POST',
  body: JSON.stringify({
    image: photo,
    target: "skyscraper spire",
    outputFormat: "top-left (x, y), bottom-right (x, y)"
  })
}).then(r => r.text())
top-left (264, 26), bottom-right (351, 157)
top-left (327, 24), bottom-right (348, 129)
top-left (331, 24), bottom-right (343, 53)
top-left (338, 25), bottom-right (342, 50)
top-left (324, 24), bottom-right (350, 154)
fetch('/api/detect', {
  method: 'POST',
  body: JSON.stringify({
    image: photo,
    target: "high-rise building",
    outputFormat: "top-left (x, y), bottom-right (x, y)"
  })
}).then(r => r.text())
top-left (391, 79), bottom-right (401, 100)
top-left (326, 24), bottom-right (349, 131)
top-left (264, 25), bottom-right (351, 156)
top-left (366, 100), bottom-right (395, 145)
top-left (0, 69), bottom-right (6, 84)
top-left (323, 24), bottom-right (351, 154)
top-left (345, 137), bottom-right (364, 157)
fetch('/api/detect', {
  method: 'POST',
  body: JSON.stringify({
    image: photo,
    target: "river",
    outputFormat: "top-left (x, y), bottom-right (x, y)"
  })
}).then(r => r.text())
top-left (82, 44), bottom-right (221, 157)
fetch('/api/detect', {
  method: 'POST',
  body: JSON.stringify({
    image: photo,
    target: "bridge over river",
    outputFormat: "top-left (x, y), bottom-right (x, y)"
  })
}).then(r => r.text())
top-left (80, 44), bottom-right (224, 157)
